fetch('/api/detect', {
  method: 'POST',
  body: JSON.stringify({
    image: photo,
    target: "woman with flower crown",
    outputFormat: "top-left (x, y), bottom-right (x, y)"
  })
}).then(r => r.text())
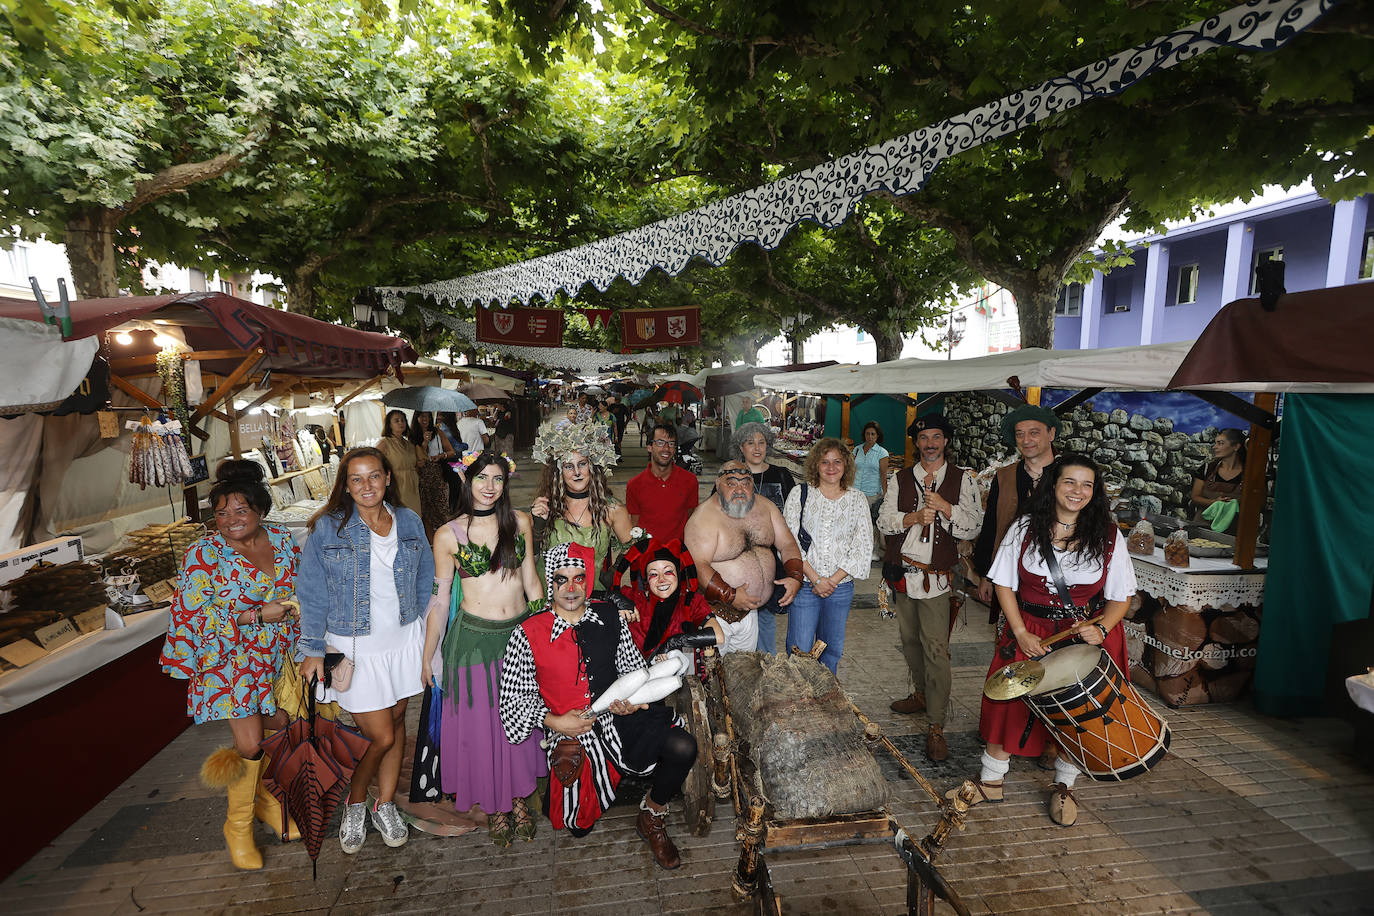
top-left (420, 450), bottom-right (547, 847)
top-left (530, 418), bottom-right (635, 595)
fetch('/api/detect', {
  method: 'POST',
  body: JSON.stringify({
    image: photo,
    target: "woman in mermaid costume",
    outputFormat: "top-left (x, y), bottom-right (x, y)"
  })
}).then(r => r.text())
top-left (421, 451), bottom-right (547, 847)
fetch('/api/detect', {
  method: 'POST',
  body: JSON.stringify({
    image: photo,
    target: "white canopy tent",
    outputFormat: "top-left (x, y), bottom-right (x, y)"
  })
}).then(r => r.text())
top-left (752, 342), bottom-right (1197, 395)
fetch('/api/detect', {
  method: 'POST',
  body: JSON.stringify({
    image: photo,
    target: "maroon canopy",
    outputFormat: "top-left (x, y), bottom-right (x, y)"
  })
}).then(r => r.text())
top-left (1167, 284), bottom-right (1374, 392)
top-left (0, 292), bottom-right (416, 380)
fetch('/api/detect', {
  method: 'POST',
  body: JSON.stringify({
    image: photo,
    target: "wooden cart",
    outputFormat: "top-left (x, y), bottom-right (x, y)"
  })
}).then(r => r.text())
top-left (669, 643), bottom-right (979, 916)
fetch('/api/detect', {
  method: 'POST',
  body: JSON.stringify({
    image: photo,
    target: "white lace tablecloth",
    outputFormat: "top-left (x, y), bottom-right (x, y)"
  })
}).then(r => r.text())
top-left (1130, 549), bottom-right (1268, 609)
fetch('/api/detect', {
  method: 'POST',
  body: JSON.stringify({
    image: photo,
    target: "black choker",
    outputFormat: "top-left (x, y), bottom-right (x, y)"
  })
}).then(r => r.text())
top-left (470, 507), bottom-right (496, 517)
top-left (565, 489), bottom-right (590, 499)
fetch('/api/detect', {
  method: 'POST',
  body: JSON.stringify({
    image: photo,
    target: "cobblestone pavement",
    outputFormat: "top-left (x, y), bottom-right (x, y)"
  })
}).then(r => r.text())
top-left (3, 427), bottom-right (1371, 914)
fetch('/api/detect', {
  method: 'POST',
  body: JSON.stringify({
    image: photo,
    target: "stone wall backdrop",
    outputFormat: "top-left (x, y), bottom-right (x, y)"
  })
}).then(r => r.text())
top-left (943, 393), bottom-right (1275, 521)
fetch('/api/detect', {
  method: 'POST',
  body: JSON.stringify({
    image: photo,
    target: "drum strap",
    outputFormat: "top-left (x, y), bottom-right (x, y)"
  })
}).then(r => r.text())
top-left (1042, 547), bottom-right (1078, 613)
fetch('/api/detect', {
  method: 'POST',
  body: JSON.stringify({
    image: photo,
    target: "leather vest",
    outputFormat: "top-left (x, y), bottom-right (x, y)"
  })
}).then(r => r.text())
top-left (883, 464), bottom-right (967, 573)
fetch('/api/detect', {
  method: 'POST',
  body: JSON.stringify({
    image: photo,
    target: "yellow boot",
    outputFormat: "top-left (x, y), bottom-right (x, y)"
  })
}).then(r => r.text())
top-left (256, 731), bottom-right (302, 842)
top-left (202, 747), bottom-right (263, 870)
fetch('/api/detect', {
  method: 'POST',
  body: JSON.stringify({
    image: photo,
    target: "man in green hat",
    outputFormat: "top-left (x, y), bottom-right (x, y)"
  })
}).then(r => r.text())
top-left (972, 405), bottom-right (1061, 601)
top-left (971, 403), bottom-right (1061, 767)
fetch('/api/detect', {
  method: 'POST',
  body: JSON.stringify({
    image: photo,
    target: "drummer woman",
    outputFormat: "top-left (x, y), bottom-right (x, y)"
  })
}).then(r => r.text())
top-left (953, 454), bottom-right (1137, 827)
top-left (1190, 428), bottom-right (1246, 532)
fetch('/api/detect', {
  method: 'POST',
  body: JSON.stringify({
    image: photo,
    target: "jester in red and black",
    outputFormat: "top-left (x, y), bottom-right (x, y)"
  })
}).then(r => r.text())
top-left (498, 541), bottom-right (697, 869)
top-left (612, 537), bottom-right (723, 660)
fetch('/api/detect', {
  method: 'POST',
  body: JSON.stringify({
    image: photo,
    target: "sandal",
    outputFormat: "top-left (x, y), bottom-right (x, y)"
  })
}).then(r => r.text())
top-left (512, 796), bottom-right (536, 842)
top-left (487, 812), bottom-right (515, 848)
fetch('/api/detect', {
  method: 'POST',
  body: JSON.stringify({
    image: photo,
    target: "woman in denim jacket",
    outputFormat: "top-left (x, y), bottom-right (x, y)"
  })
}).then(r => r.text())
top-left (298, 447), bottom-right (436, 855)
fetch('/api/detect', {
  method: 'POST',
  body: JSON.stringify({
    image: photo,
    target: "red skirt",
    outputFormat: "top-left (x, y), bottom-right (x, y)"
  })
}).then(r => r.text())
top-left (979, 614), bottom-right (1129, 758)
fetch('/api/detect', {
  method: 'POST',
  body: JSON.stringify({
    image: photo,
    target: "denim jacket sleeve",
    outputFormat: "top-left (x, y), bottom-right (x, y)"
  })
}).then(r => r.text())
top-left (296, 525), bottom-right (330, 658)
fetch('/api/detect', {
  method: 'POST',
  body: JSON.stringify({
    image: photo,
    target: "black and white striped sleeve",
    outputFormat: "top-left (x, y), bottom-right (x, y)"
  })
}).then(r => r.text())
top-left (499, 626), bottom-right (547, 746)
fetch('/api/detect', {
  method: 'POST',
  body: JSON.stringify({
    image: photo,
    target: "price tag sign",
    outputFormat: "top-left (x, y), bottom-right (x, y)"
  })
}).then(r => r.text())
top-left (35, 617), bottom-right (80, 650)
top-left (97, 410), bottom-right (120, 439)
top-left (0, 639), bottom-right (48, 667)
top-left (75, 606), bottom-right (109, 634)
top-left (144, 579), bottom-right (176, 603)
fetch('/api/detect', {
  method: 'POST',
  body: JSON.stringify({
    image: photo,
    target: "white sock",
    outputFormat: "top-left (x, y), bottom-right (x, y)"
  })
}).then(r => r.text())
top-left (980, 751), bottom-right (1010, 784)
top-left (1054, 757), bottom-right (1080, 788)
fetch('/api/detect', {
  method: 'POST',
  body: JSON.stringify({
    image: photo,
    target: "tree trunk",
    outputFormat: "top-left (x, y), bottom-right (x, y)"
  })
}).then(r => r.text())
top-left (1006, 278), bottom-right (1061, 351)
top-left (868, 324), bottom-right (904, 363)
top-left (285, 276), bottom-right (317, 316)
top-left (63, 208), bottom-right (121, 298)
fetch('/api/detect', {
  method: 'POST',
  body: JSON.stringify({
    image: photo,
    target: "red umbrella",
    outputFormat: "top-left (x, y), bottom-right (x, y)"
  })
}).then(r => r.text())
top-left (260, 684), bottom-right (371, 876)
top-left (651, 381), bottom-right (702, 405)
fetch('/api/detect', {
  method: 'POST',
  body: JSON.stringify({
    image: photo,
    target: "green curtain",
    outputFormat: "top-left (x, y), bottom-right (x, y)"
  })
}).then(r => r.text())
top-left (824, 394), bottom-right (908, 461)
top-left (1254, 393), bottom-right (1374, 716)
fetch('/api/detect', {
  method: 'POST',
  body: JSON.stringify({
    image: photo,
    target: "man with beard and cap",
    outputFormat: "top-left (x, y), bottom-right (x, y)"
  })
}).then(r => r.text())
top-left (499, 542), bottom-right (698, 869)
top-left (683, 461), bottom-right (804, 654)
top-left (877, 414), bottom-right (984, 761)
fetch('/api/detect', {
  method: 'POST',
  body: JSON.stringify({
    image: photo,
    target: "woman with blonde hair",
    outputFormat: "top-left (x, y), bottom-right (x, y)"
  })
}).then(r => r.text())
top-left (782, 437), bottom-right (873, 674)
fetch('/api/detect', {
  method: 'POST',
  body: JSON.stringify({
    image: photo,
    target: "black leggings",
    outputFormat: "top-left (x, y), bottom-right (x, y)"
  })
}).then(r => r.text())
top-left (649, 728), bottom-right (698, 807)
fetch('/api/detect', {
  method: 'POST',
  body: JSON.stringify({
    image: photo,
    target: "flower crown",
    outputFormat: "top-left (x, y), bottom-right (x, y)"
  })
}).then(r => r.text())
top-left (531, 418), bottom-right (619, 472)
top-left (456, 450), bottom-right (516, 475)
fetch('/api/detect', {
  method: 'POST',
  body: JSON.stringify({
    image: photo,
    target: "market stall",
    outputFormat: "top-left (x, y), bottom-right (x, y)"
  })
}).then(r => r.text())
top-left (0, 291), bottom-right (416, 880)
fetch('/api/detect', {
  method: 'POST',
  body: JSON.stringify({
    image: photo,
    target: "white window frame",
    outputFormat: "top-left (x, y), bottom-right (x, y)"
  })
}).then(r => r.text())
top-left (1174, 263), bottom-right (1199, 305)
top-left (1360, 230), bottom-right (1374, 280)
top-left (1054, 283), bottom-right (1083, 317)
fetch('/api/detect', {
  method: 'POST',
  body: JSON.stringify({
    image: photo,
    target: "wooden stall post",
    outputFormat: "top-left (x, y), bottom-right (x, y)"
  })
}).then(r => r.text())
top-left (840, 396), bottom-right (851, 443)
top-left (1233, 392), bottom-right (1277, 569)
top-left (226, 400), bottom-right (243, 460)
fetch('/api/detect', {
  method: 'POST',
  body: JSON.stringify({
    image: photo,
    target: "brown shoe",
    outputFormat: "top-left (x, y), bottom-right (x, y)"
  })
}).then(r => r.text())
top-left (924, 724), bottom-right (948, 762)
top-left (636, 799), bottom-right (681, 870)
top-left (944, 779), bottom-right (1004, 806)
top-left (1037, 744), bottom-right (1059, 771)
top-left (1047, 783), bottom-right (1078, 827)
top-left (890, 692), bottom-right (927, 714)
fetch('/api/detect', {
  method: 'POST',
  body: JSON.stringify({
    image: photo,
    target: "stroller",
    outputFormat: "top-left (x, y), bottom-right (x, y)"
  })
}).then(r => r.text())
top-left (675, 424), bottom-right (704, 476)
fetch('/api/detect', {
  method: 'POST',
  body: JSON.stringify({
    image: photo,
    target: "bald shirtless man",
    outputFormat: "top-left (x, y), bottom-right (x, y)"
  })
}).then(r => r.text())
top-left (684, 461), bottom-right (804, 653)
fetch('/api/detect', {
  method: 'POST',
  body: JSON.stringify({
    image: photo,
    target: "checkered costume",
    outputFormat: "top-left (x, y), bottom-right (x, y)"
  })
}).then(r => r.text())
top-left (499, 543), bottom-right (683, 832)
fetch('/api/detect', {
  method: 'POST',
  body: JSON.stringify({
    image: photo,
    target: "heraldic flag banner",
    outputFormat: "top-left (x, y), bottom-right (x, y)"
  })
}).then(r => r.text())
top-left (619, 307), bottom-right (700, 350)
top-left (476, 305), bottom-right (565, 347)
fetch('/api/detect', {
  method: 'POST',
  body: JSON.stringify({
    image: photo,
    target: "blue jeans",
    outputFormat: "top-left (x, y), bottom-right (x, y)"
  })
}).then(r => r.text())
top-left (756, 604), bottom-right (778, 653)
top-left (785, 580), bottom-right (856, 675)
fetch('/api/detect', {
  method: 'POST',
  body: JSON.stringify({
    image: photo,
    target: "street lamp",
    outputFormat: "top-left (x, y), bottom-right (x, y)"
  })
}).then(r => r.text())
top-left (352, 290), bottom-right (389, 332)
top-left (944, 310), bottom-right (968, 360)
top-left (779, 313), bottom-right (810, 365)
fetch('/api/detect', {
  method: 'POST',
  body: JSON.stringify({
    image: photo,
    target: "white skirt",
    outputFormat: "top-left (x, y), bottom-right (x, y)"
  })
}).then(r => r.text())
top-left (717, 610), bottom-right (759, 655)
top-left (320, 616), bottom-right (425, 714)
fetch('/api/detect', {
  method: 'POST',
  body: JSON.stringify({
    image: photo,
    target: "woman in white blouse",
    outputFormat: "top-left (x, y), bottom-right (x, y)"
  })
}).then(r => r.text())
top-left (949, 453), bottom-right (1137, 828)
top-left (782, 438), bottom-right (874, 675)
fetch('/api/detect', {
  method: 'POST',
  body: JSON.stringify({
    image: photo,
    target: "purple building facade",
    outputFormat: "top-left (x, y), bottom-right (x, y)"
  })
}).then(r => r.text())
top-left (1053, 192), bottom-right (1373, 350)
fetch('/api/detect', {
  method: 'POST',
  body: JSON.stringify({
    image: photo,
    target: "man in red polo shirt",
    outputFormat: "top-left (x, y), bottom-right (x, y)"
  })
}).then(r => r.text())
top-left (626, 422), bottom-right (700, 543)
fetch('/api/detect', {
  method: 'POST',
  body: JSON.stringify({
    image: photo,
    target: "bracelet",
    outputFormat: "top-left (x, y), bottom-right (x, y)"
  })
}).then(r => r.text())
top-left (1094, 622), bottom-right (1109, 640)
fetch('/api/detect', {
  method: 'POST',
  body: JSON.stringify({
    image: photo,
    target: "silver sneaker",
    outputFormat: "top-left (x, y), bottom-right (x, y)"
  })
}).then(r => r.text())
top-left (339, 801), bottom-right (368, 854)
top-left (370, 801), bottom-right (408, 848)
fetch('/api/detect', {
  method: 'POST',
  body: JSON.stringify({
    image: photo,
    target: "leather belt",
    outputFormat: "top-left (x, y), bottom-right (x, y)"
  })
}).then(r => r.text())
top-left (1018, 596), bottom-right (1105, 621)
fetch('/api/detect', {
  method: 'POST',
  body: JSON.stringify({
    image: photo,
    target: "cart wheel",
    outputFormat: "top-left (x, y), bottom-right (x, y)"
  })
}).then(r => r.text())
top-left (669, 677), bottom-right (715, 837)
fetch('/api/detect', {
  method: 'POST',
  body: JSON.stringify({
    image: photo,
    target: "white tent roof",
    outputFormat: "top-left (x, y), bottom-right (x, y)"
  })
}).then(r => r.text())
top-left (753, 342), bottom-right (1195, 395)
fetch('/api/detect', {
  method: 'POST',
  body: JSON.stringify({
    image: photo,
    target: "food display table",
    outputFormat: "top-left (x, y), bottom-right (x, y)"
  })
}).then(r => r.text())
top-left (0, 608), bottom-right (188, 879)
top-left (1123, 550), bottom-right (1268, 708)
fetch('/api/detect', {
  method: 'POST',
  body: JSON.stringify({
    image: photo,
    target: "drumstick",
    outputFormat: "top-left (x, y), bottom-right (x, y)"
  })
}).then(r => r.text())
top-left (1038, 614), bottom-right (1104, 650)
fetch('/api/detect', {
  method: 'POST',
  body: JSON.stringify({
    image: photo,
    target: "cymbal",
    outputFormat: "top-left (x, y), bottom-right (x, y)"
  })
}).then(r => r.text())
top-left (983, 659), bottom-right (1047, 701)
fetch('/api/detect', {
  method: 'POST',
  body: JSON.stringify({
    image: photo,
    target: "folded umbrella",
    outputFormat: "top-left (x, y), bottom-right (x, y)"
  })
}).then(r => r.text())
top-left (260, 680), bottom-right (371, 877)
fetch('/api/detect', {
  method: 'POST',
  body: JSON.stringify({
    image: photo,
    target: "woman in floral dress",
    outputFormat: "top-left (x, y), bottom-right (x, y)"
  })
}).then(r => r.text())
top-left (160, 460), bottom-right (300, 870)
